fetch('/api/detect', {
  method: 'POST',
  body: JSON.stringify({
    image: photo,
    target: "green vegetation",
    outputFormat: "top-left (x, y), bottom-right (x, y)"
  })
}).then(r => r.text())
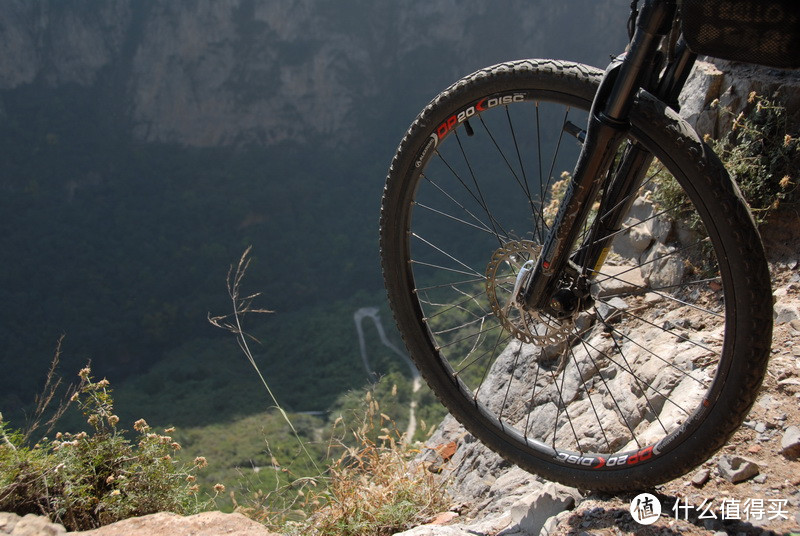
top-left (0, 244), bottom-right (451, 534)
top-left (709, 92), bottom-right (799, 222)
top-left (154, 381), bottom-right (448, 533)
top-left (0, 367), bottom-right (212, 531)
top-left (288, 409), bottom-right (448, 536)
top-left (191, 249), bottom-right (448, 534)
top-left (213, 391), bottom-right (449, 536)
top-left (167, 391), bottom-right (450, 536)
top-left (170, 409), bottom-right (325, 513)
top-left (648, 92), bottom-right (799, 283)
top-left (1, 343), bottom-right (449, 534)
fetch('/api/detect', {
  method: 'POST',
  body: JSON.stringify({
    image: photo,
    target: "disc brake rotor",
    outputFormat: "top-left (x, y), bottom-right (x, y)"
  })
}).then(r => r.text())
top-left (486, 240), bottom-right (574, 346)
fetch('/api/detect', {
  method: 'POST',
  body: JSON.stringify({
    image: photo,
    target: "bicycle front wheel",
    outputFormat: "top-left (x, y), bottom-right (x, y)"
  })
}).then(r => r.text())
top-left (380, 59), bottom-right (772, 491)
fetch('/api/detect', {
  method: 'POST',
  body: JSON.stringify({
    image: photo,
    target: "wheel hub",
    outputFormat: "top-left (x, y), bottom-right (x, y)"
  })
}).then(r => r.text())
top-left (486, 240), bottom-right (574, 346)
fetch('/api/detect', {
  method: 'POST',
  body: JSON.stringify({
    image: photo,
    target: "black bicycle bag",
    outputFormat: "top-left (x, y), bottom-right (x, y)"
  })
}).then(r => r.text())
top-left (681, 0), bottom-right (800, 68)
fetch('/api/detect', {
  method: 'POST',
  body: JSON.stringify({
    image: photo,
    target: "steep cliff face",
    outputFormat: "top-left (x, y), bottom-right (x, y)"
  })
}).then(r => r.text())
top-left (0, 0), bottom-right (630, 148)
top-left (0, 1), bottom-right (132, 88)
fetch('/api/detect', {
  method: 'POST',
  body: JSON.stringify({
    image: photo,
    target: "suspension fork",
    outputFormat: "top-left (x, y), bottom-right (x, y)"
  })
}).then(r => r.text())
top-left (522, 0), bottom-right (679, 312)
top-left (573, 39), bottom-right (698, 276)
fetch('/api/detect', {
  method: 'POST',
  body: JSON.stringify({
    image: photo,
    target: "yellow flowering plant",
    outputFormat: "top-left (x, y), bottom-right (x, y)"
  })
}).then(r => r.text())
top-left (0, 365), bottom-right (220, 531)
top-left (711, 92), bottom-right (799, 221)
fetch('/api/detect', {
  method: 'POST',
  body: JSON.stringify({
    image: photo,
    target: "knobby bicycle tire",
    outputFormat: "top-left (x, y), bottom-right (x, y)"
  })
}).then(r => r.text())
top-left (380, 59), bottom-right (772, 491)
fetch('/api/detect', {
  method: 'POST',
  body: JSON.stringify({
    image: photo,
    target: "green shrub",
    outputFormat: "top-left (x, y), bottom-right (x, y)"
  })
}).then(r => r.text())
top-left (709, 92), bottom-right (799, 221)
top-left (0, 368), bottom-right (213, 531)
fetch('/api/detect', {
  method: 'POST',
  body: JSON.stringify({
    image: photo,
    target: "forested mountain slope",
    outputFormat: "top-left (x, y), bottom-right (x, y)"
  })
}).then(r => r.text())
top-left (0, 0), bottom-right (630, 424)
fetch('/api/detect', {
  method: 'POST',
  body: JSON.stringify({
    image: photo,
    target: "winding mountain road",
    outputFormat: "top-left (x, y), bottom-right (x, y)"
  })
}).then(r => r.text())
top-left (353, 307), bottom-right (421, 441)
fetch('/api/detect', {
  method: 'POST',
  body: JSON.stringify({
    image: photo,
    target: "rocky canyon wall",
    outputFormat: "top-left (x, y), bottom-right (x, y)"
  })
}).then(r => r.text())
top-left (0, 0), bottom-right (630, 148)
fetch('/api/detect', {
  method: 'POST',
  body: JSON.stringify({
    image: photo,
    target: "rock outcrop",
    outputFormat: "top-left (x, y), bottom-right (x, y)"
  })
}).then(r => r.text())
top-left (399, 259), bottom-right (800, 534)
top-left (75, 512), bottom-right (280, 536)
top-left (679, 58), bottom-right (800, 136)
top-left (0, 512), bottom-right (65, 536)
top-left (0, 511), bottom-right (281, 536)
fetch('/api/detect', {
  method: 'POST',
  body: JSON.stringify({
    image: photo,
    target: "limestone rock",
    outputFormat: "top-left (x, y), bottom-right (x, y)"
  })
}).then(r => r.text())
top-left (679, 60), bottom-right (725, 135)
top-left (594, 264), bottom-right (646, 299)
top-left (716, 455), bottom-right (760, 483)
top-left (690, 467), bottom-right (711, 487)
top-left (774, 303), bottom-right (800, 325)
top-left (640, 243), bottom-right (685, 290)
top-left (612, 196), bottom-right (675, 261)
top-left (781, 425), bottom-right (800, 458)
top-left (679, 59), bottom-right (800, 138)
top-left (508, 483), bottom-right (581, 536)
top-left (595, 296), bottom-right (629, 321)
top-left (0, 513), bottom-right (18, 535)
top-left (612, 217), bottom-right (653, 260)
top-left (0, 513), bottom-right (65, 536)
top-left (73, 512), bottom-right (280, 536)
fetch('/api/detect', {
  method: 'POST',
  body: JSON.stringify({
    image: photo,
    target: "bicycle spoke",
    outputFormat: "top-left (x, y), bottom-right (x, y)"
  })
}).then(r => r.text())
top-left (410, 260), bottom-right (481, 278)
top-left (607, 331), bottom-right (670, 437)
top-left (424, 288), bottom-right (493, 320)
top-left (567, 341), bottom-right (614, 451)
top-left (415, 276), bottom-right (487, 293)
top-left (410, 233), bottom-right (484, 278)
top-left (576, 335), bottom-right (639, 450)
top-left (455, 331), bottom-right (513, 379)
top-left (433, 321), bottom-right (504, 351)
top-left (421, 174), bottom-right (500, 237)
top-left (577, 332), bottom-right (698, 418)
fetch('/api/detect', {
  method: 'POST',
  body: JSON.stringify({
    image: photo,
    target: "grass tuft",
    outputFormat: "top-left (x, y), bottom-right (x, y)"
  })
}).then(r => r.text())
top-left (209, 248), bottom-right (451, 535)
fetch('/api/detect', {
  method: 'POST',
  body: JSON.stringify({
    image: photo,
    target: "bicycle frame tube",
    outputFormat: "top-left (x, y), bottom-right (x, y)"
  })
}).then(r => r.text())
top-left (523, 0), bottom-right (679, 312)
